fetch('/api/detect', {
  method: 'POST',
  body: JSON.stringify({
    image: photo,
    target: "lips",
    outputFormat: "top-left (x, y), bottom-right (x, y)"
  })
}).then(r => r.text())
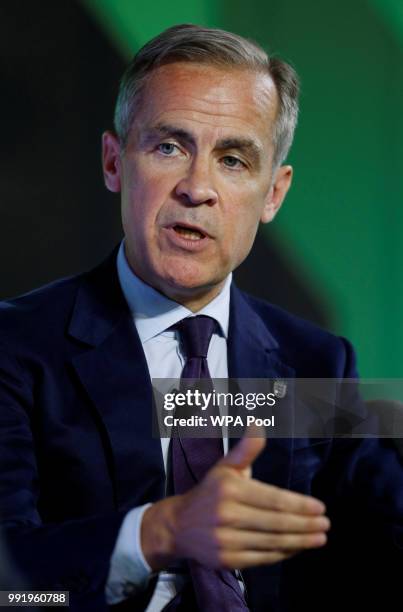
top-left (173, 225), bottom-right (205, 240)
top-left (163, 221), bottom-right (212, 252)
top-left (169, 222), bottom-right (211, 240)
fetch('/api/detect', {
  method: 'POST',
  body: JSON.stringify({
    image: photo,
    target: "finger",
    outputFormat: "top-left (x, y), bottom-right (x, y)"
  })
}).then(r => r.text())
top-left (234, 478), bottom-right (326, 515)
top-left (216, 527), bottom-right (327, 551)
top-left (218, 435), bottom-right (266, 472)
top-left (216, 549), bottom-right (294, 570)
top-left (216, 503), bottom-right (330, 533)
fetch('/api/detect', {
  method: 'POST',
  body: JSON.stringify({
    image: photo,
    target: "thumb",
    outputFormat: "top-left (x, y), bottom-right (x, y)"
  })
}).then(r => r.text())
top-left (218, 435), bottom-right (266, 474)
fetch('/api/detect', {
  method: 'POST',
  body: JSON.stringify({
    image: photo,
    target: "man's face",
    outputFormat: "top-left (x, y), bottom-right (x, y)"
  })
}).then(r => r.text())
top-left (103, 62), bottom-right (292, 309)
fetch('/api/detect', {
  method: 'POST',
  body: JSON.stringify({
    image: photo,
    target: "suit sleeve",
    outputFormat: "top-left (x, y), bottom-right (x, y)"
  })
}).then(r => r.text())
top-left (0, 347), bottom-right (154, 612)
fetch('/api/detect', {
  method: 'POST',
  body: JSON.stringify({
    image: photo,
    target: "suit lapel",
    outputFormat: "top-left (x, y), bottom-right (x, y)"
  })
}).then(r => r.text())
top-left (227, 285), bottom-right (295, 488)
top-left (228, 286), bottom-right (297, 605)
top-left (69, 251), bottom-right (165, 511)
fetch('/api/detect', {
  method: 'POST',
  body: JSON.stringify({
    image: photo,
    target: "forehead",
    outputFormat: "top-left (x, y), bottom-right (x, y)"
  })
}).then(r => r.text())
top-left (131, 62), bottom-right (278, 144)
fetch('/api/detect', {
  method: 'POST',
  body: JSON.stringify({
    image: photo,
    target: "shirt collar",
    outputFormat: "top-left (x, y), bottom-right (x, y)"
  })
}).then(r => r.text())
top-left (117, 241), bottom-right (231, 343)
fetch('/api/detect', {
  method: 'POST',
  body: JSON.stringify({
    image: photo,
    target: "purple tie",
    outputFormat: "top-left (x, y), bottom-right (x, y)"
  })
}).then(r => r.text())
top-left (171, 316), bottom-right (249, 611)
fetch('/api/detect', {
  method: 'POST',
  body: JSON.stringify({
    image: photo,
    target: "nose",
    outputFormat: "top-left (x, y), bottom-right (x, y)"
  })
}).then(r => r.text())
top-left (175, 156), bottom-right (218, 206)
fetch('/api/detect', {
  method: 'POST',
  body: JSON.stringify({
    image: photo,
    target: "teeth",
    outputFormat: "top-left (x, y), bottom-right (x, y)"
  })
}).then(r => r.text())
top-left (174, 226), bottom-right (204, 240)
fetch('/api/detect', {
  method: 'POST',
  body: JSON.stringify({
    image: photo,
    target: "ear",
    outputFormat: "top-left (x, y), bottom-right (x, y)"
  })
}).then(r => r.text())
top-left (102, 131), bottom-right (122, 193)
top-left (260, 165), bottom-right (293, 224)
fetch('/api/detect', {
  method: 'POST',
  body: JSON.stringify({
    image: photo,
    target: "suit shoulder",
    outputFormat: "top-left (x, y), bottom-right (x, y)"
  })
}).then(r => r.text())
top-left (0, 273), bottom-right (83, 343)
top-left (242, 291), bottom-right (331, 340)
top-left (241, 292), bottom-right (357, 376)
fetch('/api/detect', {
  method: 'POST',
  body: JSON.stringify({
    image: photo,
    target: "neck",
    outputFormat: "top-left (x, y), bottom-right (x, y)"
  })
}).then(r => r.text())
top-left (121, 244), bottom-right (228, 312)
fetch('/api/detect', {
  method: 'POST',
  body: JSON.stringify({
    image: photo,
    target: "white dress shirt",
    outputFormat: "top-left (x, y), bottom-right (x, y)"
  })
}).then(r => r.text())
top-left (106, 241), bottom-right (231, 610)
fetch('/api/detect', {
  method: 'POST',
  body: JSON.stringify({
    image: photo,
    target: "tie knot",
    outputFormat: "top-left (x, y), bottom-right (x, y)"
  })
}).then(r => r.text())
top-left (176, 315), bottom-right (217, 359)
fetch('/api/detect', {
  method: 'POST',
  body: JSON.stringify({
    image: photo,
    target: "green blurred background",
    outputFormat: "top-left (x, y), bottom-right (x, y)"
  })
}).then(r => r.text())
top-left (1, 0), bottom-right (402, 377)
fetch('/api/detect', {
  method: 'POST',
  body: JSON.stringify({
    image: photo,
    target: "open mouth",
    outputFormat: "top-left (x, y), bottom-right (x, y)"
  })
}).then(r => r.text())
top-left (172, 224), bottom-right (207, 241)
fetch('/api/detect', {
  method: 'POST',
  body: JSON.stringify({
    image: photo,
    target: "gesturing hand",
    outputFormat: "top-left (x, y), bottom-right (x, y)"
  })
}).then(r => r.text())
top-left (141, 436), bottom-right (330, 571)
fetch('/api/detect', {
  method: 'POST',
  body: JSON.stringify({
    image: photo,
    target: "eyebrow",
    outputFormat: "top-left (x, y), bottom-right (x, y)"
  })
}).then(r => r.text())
top-left (143, 122), bottom-right (263, 167)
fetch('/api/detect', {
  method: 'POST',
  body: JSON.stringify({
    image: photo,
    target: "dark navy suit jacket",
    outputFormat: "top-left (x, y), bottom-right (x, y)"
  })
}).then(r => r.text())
top-left (0, 250), bottom-right (402, 611)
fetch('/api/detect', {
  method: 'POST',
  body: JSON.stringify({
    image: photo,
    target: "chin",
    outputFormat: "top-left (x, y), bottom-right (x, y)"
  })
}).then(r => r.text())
top-left (162, 268), bottom-right (222, 297)
top-left (162, 261), bottom-right (207, 286)
top-left (166, 275), bottom-right (211, 294)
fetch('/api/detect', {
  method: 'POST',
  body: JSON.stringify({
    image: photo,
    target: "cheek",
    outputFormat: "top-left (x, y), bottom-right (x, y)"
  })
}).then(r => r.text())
top-left (227, 197), bottom-right (263, 241)
top-left (222, 200), bottom-right (264, 262)
top-left (233, 222), bottom-right (260, 258)
top-left (122, 180), bottom-right (161, 233)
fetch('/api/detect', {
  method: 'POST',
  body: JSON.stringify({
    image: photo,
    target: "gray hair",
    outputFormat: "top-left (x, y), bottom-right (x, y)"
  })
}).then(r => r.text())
top-left (114, 24), bottom-right (299, 169)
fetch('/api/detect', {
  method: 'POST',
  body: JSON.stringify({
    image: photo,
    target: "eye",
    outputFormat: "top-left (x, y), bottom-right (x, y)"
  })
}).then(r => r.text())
top-left (157, 142), bottom-right (179, 156)
top-left (222, 155), bottom-right (245, 169)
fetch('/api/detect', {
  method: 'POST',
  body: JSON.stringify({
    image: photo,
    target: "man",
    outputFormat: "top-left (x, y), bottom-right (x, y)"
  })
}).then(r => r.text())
top-left (0, 24), bottom-right (402, 612)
